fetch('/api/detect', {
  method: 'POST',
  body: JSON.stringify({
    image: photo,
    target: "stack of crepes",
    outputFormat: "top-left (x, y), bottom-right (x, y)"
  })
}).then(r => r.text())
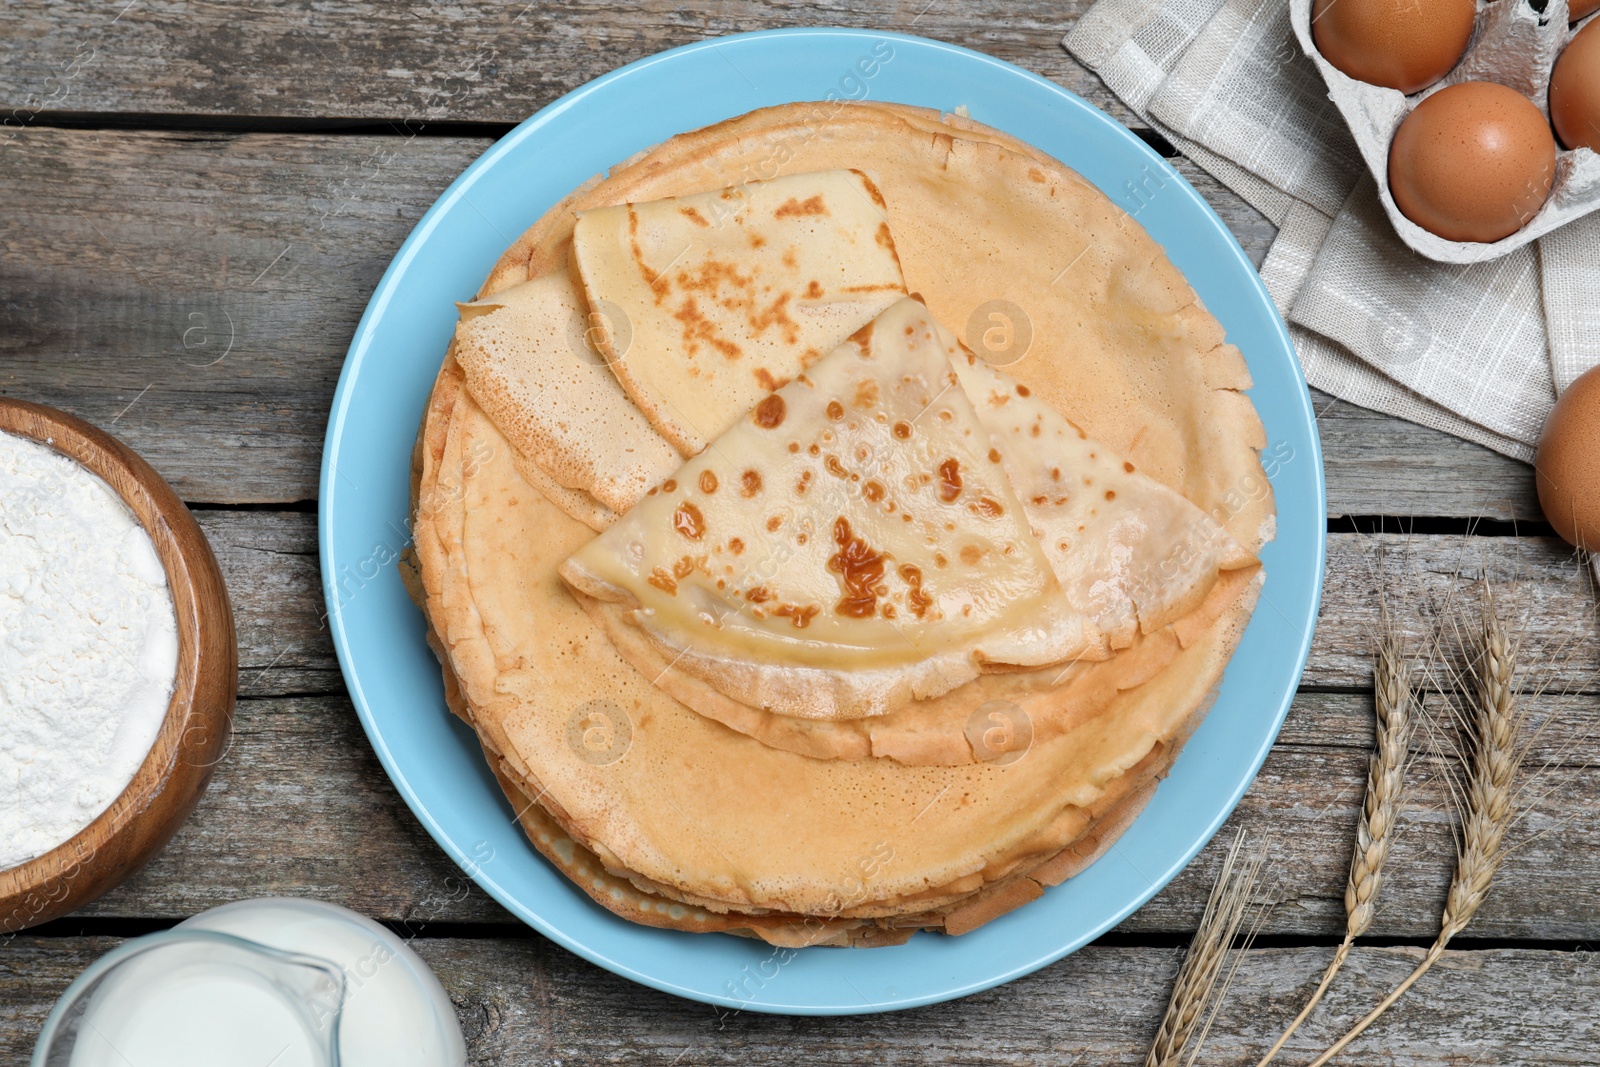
top-left (404, 102), bottom-right (1275, 948)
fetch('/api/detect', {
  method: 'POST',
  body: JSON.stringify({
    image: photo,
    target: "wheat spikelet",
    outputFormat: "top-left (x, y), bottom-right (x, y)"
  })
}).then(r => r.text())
top-left (1145, 830), bottom-right (1267, 1067)
top-left (1439, 593), bottom-right (1519, 940)
top-left (1348, 630), bottom-right (1412, 938)
top-left (1304, 581), bottom-right (1528, 1067)
top-left (1254, 617), bottom-right (1412, 1066)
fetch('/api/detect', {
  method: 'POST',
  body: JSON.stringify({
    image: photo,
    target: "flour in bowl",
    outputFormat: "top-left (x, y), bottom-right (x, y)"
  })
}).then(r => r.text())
top-left (0, 430), bottom-right (178, 870)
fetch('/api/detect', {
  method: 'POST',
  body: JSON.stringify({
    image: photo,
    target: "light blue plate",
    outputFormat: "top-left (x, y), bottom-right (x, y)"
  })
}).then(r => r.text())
top-left (321, 28), bottom-right (1325, 1016)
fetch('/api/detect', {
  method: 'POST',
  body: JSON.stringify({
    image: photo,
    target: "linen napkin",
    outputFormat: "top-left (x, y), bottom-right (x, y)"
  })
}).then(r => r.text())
top-left (1065, 0), bottom-right (1598, 463)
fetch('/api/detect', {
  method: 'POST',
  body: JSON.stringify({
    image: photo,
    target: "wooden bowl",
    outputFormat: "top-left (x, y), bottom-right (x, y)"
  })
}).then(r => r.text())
top-left (0, 398), bottom-right (237, 933)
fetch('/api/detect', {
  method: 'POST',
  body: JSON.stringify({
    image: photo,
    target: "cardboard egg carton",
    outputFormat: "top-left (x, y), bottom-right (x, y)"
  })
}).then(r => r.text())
top-left (1292, 0), bottom-right (1600, 263)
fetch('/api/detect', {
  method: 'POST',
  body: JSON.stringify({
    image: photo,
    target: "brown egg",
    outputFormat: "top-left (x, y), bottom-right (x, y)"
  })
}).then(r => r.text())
top-left (1536, 364), bottom-right (1600, 551)
top-left (1571, 0), bottom-right (1600, 23)
top-left (1388, 82), bottom-right (1557, 242)
top-left (1551, 18), bottom-right (1600, 154)
top-left (1312, 0), bottom-right (1476, 94)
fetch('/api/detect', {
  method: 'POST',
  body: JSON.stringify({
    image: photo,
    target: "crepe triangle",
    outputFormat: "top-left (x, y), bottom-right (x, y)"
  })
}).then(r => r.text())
top-left (951, 350), bottom-right (1258, 649)
top-left (560, 297), bottom-right (1106, 720)
top-left (572, 168), bottom-right (907, 455)
top-left (451, 268), bottom-right (681, 518)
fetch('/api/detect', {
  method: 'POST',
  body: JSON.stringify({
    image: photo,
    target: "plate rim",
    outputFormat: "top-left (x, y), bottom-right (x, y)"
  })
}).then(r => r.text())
top-left (320, 26), bottom-right (1327, 1015)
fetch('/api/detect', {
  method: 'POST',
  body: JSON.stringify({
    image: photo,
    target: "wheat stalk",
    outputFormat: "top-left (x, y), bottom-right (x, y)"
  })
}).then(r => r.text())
top-left (1254, 617), bottom-right (1412, 1066)
top-left (1303, 582), bottom-right (1527, 1067)
top-left (1146, 830), bottom-right (1268, 1067)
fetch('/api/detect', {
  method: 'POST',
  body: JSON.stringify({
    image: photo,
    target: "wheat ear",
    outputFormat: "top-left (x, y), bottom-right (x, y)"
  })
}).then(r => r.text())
top-left (1304, 585), bottom-right (1525, 1067)
top-left (1255, 622), bottom-right (1411, 1066)
top-left (1146, 830), bottom-right (1266, 1067)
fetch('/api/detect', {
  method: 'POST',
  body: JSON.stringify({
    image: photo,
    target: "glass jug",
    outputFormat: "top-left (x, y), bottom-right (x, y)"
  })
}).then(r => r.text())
top-left (33, 928), bottom-right (345, 1067)
top-left (33, 898), bottom-right (466, 1067)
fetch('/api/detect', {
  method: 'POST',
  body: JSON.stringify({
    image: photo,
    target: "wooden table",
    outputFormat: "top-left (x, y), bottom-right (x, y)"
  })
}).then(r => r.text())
top-left (2, 3), bottom-right (1595, 1063)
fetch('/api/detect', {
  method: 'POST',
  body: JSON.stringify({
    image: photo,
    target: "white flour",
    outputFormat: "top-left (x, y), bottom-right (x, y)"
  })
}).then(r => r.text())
top-left (0, 430), bottom-right (178, 870)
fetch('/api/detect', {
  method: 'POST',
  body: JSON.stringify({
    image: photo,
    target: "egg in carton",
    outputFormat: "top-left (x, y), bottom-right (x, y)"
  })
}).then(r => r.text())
top-left (1292, 0), bottom-right (1600, 264)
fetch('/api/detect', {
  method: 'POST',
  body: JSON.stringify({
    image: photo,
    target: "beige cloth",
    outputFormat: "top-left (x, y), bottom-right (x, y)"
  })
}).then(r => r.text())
top-left (1066, 0), bottom-right (1596, 462)
top-left (1540, 210), bottom-right (1600, 394)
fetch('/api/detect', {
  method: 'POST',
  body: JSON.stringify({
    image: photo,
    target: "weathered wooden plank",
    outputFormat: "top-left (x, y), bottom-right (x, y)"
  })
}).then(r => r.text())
top-left (3, 935), bottom-right (1596, 1064)
top-left (1280, 688), bottom-right (1597, 769)
top-left (420, 940), bottom-right (1600, 1066)
top-left (0, 128), bottom-right (1539, 519)
top-left (199, 510), bottom-right (342, 697)
top-left (0, 126), bottom-right (493, 503)
top-left (1311, 390), bottom-right (1541, 522)
top-left (71, 687), bottom-right (1600, 942)
top-left (73, 693), bottom-right (495, 924)
top-left (0, 2), bottom-right (1146, 128)
top-left (1304, 532), bottom-right (1599, 693)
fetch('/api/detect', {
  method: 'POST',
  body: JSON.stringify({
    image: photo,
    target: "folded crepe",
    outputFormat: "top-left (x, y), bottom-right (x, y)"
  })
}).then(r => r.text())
top-left (560, 296), bottom-right (1108, 720)
top-left (572, 168), bottom-right (907, 455)
top-left (452, 269), bottom-right (679, 522)
top-left (948, 349), bottom-right (1259, 649)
